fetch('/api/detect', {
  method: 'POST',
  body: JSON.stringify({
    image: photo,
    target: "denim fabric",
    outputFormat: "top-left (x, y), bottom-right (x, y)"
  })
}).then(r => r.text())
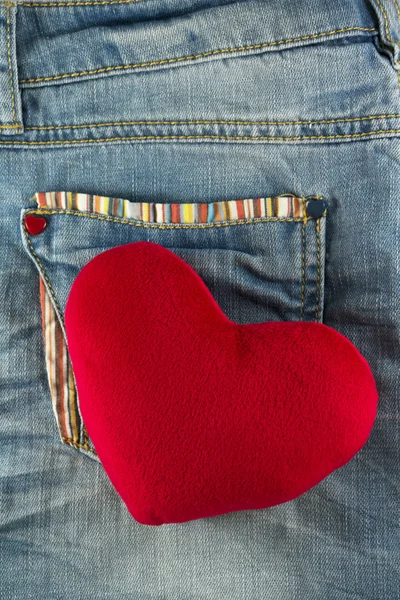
top-left (1, 0), bottom-right (400, 598)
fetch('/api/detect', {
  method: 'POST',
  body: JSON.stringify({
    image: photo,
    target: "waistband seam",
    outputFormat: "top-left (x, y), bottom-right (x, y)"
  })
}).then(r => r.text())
top-left (2, 128), bottom-right (400, 146)
top-left (17, 25), bottom-right (378, 86)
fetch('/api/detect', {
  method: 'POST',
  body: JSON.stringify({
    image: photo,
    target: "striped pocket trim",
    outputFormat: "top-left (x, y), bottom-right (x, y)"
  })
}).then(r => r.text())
top-left (39, 278), bottom-right (86, 450)
top-left (34, 191), bottom-right (306, 222)
top-left (33, 190), bottom-right (311, 456)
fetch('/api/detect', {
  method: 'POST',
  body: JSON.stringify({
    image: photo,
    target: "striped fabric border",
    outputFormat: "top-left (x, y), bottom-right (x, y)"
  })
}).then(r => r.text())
top-left (34, 191), bottom-right (305, 222)
top-left (39, 278), bottom-right (86, 449)
top-left (33, 190), bottom-right (307, 456)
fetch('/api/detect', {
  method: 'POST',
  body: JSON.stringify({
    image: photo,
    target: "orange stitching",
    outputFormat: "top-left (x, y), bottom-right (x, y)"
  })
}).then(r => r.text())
top-left (24, 207), bottom-right (320, 229)
top-left (1, 129), bottom-right (400, 145)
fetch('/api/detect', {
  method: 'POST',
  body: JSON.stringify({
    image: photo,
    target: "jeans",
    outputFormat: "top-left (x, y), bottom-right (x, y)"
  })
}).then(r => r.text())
top-left (1, 0), bottom-right (399, 597)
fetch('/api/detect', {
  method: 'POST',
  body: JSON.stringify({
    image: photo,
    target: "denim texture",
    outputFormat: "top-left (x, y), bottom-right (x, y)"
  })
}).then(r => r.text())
top-left (1, 0), bottom-right (400, 598)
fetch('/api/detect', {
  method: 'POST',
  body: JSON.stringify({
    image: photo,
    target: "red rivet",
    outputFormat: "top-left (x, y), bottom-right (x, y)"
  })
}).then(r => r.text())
top-left (25, 214), bottom-right (47, 235)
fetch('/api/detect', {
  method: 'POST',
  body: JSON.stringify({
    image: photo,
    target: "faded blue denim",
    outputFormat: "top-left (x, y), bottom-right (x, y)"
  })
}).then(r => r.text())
top-left (1, 0), bottom-right (400, 598)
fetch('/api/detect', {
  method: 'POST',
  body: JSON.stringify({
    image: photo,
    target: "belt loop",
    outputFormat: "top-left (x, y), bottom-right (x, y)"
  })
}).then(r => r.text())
top-left (368, 0), bottom-right (400, 69)
top-left (0, 0), bottom-right (23, 135)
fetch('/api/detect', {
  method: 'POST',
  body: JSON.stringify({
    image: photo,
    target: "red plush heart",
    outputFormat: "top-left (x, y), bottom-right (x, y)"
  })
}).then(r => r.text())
top-left (64, 241), bottom-right (378, 526)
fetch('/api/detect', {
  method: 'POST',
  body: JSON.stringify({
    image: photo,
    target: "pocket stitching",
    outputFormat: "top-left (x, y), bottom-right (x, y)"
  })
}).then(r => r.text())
top-left (24, 208), bottom-right (322, 229)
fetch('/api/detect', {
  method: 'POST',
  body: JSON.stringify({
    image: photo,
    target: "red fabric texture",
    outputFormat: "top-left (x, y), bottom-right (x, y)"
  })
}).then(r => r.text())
top-left (64, 241), bottom-right (378, 526)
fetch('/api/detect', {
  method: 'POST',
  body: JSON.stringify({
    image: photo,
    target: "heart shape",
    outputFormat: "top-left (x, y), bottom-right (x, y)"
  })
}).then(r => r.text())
top-left (25, 214), bottom-right (47, 235)
top-left (65, 241), bottom-right (378, 526)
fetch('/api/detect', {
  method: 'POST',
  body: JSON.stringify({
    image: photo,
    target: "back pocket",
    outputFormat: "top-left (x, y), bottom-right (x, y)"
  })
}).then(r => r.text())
top-left (21, 191), bottom-right (327, 461)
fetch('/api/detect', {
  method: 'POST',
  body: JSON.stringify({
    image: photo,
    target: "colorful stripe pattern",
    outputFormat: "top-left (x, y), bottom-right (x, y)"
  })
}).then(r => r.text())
top-left (34, 191), bottom-right (306, 222)
top-left (39, 278), bottom-right (86, 450)
top-left (33, 190), bottom-right (307, 457)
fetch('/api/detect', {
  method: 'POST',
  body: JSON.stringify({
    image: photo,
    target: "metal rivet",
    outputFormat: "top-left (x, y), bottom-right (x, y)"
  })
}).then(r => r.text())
top-left (305, 198), bottom-right (327, 219)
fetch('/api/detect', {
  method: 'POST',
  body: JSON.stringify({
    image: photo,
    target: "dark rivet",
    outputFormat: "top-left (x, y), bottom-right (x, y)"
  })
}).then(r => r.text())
top-left (306, 198), bottom-right (327, 219)
top-left (25, 214), bottom-right (47, 235)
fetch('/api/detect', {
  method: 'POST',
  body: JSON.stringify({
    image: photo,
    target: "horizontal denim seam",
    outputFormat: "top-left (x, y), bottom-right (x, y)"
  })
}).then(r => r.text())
top-left (25, 208), bottom-right (325, 227)
top-left (18, 26), bottom-right (377, 85)
top-left (2, 129), bottom-right (400, 145)
top-left (23, 114), bottom-right (400, 130)
top-left (0, 0), bottom-right (139, 5)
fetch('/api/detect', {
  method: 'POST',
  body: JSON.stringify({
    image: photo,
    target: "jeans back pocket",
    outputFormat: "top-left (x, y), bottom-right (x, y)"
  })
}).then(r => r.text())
top-left (21, 191), bottom-right (327, 461)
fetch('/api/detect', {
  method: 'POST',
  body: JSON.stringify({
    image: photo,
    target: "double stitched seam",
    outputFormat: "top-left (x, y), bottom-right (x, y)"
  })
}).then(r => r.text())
top-left (2, 130), bottom-right (400, 145)
top-left (18, 27), bottom-right (377, 84)
top-left (23, 114), bottom-right (400, 130)
top-left (24, 225), bottom-right (97, 453)
top-left (300, 198), bottom-right (307, 322)
top-left (24, 208), bottom-right (314, 228)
